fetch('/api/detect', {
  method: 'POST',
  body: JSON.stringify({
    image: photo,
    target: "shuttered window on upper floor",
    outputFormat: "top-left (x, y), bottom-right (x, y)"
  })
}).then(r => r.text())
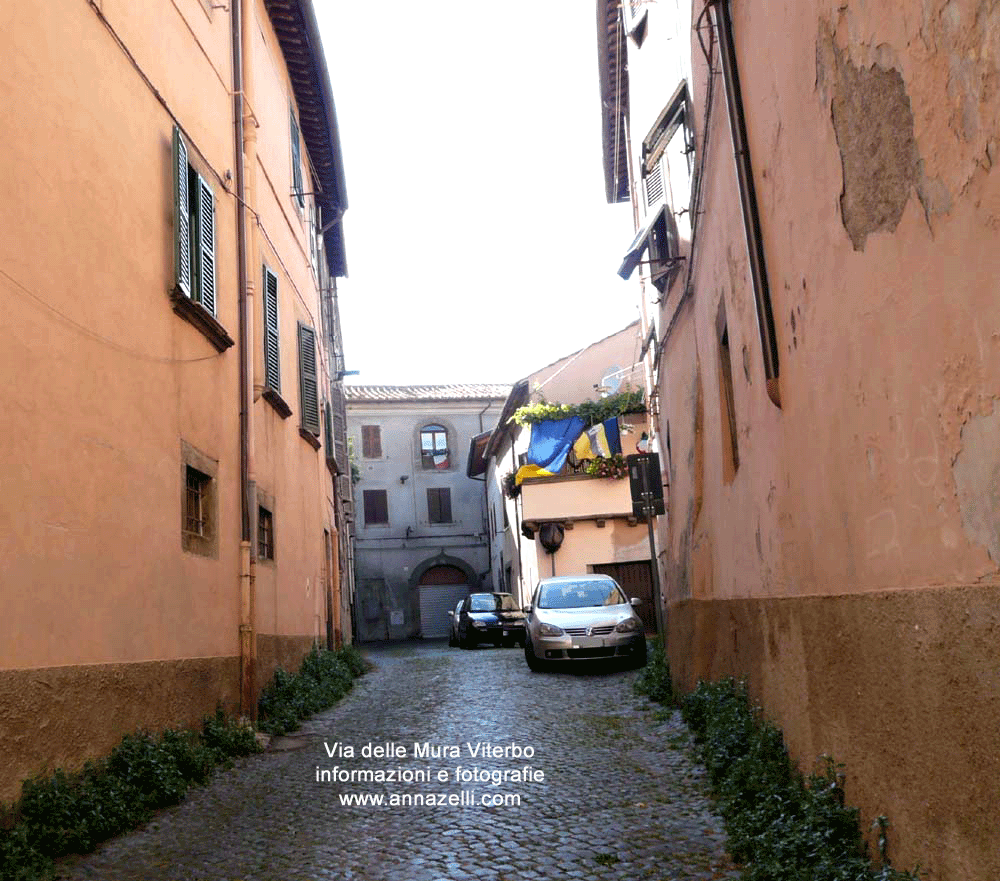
top-left (173, 127), bottom-right (216, 315)
top-left (362, 425), bottom-right (382, 459)
top-left (262, 265), bottom-right (281, 393)
top-left (297, 323), bottom-right (320, 437)
top-left (290, 108), bottom-right (305, 210)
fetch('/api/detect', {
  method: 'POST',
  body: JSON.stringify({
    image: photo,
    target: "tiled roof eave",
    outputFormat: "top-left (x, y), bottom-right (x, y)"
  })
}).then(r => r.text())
top-left (262, 0), bottom-right (349, 276)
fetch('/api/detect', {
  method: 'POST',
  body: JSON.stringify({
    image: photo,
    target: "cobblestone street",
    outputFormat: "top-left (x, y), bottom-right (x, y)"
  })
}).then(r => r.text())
top-left (55, 642), bottom-right (737, 881)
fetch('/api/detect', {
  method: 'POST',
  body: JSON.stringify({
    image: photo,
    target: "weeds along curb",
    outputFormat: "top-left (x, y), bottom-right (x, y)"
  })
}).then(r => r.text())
top-left (256, 644), bottom-right (369, 736)
top-left (634, 651), bottom-right (920, 881)
top-left (0, 646), bottom-right (368, 881)
top-left (0, 709), bottom-right (260, 881)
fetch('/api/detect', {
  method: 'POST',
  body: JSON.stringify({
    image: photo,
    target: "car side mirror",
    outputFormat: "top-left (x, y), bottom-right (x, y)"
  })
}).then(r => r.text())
top-left (630, 597), bottom-right (641, 606)
top-left (447, 611), bottom-right (454, 618)
top-left (522, 604), bottom-right (532, 614)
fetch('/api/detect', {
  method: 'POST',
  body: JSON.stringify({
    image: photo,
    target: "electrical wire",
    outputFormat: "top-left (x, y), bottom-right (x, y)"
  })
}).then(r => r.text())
top-left (0, 267), bottom-right (221, 363)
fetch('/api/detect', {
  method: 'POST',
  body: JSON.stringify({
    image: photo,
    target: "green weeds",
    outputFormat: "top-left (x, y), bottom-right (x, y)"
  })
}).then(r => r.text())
top-left (0, 711), bottom-right (262, 881)
top-left (256, 645), bottom-right (368, 736)
top-left (633, 637), bottom-right (673, 705)
top-left (681, 679), bottom-right (920, 881)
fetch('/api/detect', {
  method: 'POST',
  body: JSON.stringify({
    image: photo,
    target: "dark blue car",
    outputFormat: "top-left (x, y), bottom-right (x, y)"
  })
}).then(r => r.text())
top-left (452, 592), bottom-right (526, 648)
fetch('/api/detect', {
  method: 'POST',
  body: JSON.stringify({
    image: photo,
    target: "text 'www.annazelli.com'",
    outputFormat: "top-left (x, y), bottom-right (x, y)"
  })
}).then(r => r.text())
top-left (337, 790), bottom-right (521, 807)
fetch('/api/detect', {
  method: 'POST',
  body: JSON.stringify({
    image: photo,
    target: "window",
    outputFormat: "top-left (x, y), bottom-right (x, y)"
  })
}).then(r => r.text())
top-left (297, 323), bottom-right (320, 443)
top-left (362, 425), bottom-right (382, 459)
top-left (639, 85), bottom-right (695, 293)
top-left (260, 264), bottom-right (291, 418)
top-left (180, 440), bottom-right (218, 557)
top-left (173, 129), bottom-right (217, 315)
top-left (427, 488), bottom-right (452, 524)
top-left (622, 0), bottom-right (648, 45)
top-left (185, 467), bottom-right (209, 536)
top-left (171, 127), bottom-right (232, 351)
top-left (258, 506), bottom-right (274, 560)
top-left (420, 424), bottom-right (450, 470)
top-left (363, 489), bottom-right (388, 526)
top-left (290, 108), bottom-right (305, 209)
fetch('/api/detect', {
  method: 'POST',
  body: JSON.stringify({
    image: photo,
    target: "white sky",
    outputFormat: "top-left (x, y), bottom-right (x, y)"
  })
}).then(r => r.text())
top-left (316, 1), bottom-right (637, 387)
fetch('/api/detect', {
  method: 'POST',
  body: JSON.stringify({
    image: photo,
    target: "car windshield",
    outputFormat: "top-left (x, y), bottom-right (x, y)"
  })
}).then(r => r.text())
top-left (468, 593), bottom-right (518, 612)
top-left (536, 581), bottom-right (627, 609)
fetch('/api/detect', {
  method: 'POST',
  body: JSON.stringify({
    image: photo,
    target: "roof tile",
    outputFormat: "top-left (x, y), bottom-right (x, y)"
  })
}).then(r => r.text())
top-left (345, 384), bottom-right (512, 403)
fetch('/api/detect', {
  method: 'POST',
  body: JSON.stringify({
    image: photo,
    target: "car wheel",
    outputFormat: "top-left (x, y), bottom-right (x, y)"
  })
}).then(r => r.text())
top-left (524, 637), bottom-right (546, 672)
top-left (448, 629), bottom-right (457, 647)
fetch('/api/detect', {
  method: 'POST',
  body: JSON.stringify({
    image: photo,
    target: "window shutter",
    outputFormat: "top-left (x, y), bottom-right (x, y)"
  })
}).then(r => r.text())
top-left (290, 111), bottom-right (304, 208)
top-left (362, 425), bottom-right (382, 459)
top-left (644, 157), bottom-right (664, 209)
top-left (298, 323), bottom-right (320, 435)
top-left (364, 489), bottom-right (388, 525)
top-left (263, 266), bottom-right (281, 392)
top-left (172, 128), bottom-right (191, 298)
top-left (194, 174), bottom-right (216, 314)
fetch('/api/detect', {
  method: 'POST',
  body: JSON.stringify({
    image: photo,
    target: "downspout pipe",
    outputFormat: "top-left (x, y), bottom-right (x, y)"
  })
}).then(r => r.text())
top-left (231, 0), bottom-right (255, 717)
top-left (712, 0), bottom-right (782, 408)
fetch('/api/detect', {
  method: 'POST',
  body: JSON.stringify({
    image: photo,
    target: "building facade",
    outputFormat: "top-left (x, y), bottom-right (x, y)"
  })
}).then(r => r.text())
top-left (0, 0), bottom-right (352, 803)
top-left (479, 323), bottom-right (657, 625)
top-left (346, 385), bottom-right (509, 641)
top-left (599, 1), bottom-right (1000, 877)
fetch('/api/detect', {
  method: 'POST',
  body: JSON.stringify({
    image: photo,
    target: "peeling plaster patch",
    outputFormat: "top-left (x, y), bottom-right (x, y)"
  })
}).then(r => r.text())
top-left (952, 407), bottom-right (1000, 567)
top-left (818, 23), bottom-right (920, 250)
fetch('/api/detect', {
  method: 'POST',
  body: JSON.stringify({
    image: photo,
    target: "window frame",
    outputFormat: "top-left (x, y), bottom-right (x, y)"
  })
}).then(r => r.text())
top-left (290, 107), bottom-right (305, 210)
top-left (180, 440), bottom-right (219, 558)
top-left (362, 425), bottom-right (383, 459)
top-left (363, 489), bottom-right (389, 526)
top-left (427, 487), bottom-right (453, 525)
top-left (171, 127), bottom-right (233, 352)
top-left (260, 264), bottom-right (292, 418)
top-left (622, 0), bottom-right (648, 44)
top-left (420, 424), bottom-right (450, 470)
top-left (297, 322), bottom-right (321, 446)
top-left (257, 504), bottom-right (275, 561)
top-left (640, 85), bottom-right (695, 294)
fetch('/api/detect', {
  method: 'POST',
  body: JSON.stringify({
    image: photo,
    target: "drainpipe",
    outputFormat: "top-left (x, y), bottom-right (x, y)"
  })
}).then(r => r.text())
top-left (232, 0), bottom-right (257, 717)
top-left (712, 0), bottom-right (781, 408)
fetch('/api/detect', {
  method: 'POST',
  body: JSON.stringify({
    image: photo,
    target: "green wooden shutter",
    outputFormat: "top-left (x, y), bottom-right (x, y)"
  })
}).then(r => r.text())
top-left (262, 266), bottom-right (281, 392)
top-left (290, 110), bottom-right (304, 208)
top-left (172, 127), bottom-right (191, 298)
top-left (298, 323), bottom-right (320, 434)
top-left (194, 174), bottom-right (216, 314)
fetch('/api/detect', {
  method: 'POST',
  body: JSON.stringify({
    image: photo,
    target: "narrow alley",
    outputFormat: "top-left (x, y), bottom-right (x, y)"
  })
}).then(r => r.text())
top-left (54, 644), bottom-right (736, 881)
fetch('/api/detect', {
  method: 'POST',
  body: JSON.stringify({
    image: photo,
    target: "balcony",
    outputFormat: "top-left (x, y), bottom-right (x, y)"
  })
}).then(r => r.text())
top-left (520, 473), bottom-right (635, 525)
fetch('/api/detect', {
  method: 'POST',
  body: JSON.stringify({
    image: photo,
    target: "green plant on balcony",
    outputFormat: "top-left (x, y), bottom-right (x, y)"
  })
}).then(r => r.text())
top-left (583, 454), bottom-right (629, 479)
top-left (510, 388), bottom-right (645, 427)
top-left (502, 470), bottom-right (521, 499)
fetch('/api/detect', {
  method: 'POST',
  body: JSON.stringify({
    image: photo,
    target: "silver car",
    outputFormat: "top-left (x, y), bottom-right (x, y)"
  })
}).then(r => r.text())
top-left (523, 575), bottom-right (647, 672)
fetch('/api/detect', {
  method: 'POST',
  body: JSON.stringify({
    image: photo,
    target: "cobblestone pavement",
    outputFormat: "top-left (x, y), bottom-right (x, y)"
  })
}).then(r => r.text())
top-left (55, 641), bottom-right (738, 881)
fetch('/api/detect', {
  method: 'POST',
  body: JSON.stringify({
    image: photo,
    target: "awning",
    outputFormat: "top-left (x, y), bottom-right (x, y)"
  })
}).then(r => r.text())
top-left (617, 205), bottom-right (666, 280)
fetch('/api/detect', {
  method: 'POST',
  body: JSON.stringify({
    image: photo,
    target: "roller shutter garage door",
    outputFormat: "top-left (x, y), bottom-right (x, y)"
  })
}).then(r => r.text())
top-left (419, 584), bottom-right (469, 638)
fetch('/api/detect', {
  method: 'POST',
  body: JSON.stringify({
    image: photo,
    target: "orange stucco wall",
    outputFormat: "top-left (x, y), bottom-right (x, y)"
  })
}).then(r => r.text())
top-left (0, 0), bottom-right (343, 803)
top-left (622, 1), bottom-right (1000, 877)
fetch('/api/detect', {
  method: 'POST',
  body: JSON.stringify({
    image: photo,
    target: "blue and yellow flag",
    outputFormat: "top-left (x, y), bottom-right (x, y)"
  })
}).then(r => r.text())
top-left (515, 416), bottom-right (585, 485)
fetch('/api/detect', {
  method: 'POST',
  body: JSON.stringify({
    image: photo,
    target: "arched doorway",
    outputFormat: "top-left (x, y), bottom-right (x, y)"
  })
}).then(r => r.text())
top-left (416, 562), bottom-right (471, 639)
